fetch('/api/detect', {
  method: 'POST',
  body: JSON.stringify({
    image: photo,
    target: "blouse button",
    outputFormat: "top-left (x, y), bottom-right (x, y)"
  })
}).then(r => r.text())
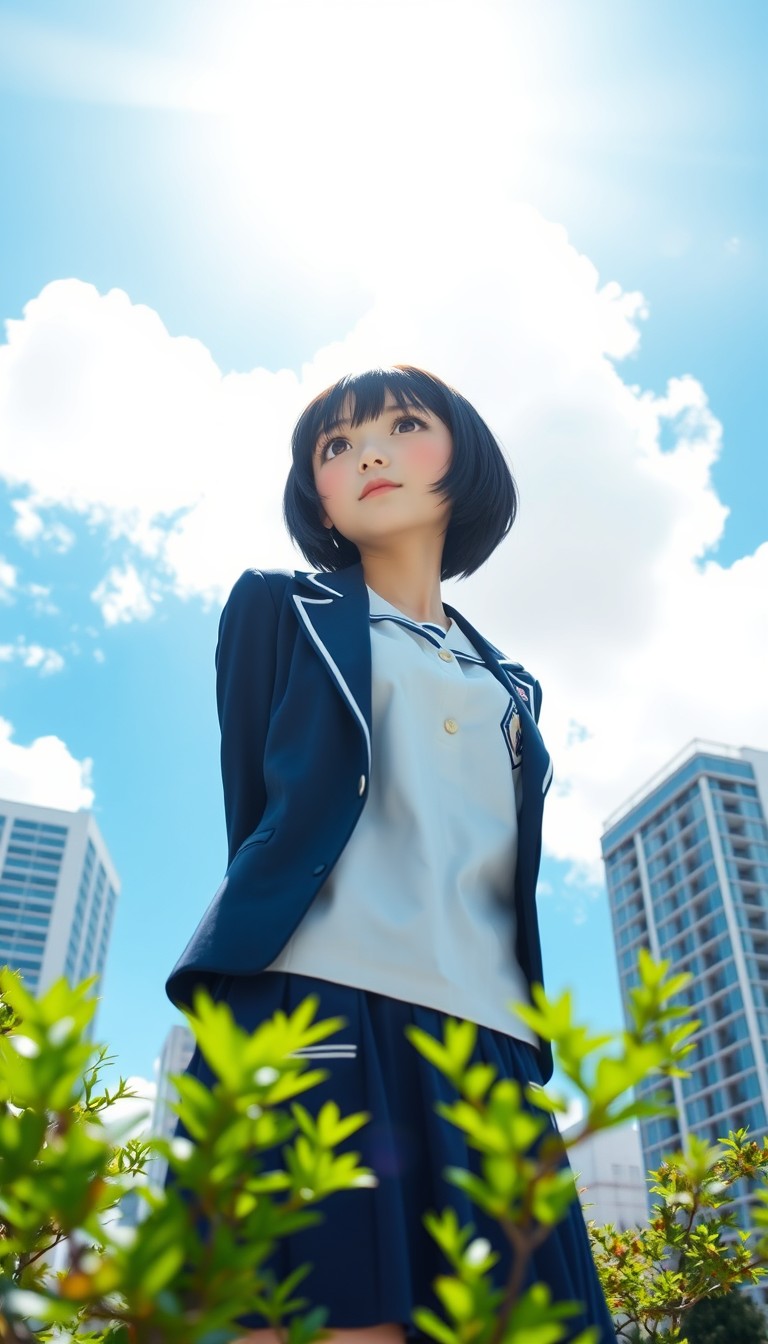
top-left (438, 649), bottom-right (453, 662)
top-left (358, 774), bottom-right (366, 795)
top-left (444, 718), bottom-right (459, 735)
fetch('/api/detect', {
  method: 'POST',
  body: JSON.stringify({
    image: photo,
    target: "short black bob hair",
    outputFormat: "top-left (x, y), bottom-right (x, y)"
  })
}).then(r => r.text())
top-left (283, 364), bottom-right (518, 581)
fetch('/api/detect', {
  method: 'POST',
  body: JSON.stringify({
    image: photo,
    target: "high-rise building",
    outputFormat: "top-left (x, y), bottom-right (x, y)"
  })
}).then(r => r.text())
top-left (601, 742), bottom-right (768, 1229)
top-left (0, 797), bottom-right (120, 998)
top-left (147, 1023), bottom-right (195, 1191)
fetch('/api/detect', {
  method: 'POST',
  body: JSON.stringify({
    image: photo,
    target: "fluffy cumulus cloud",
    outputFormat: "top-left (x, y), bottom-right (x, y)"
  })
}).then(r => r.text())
top-left (91, 563), bottom-right (157, 626)
top-left (0, 639), bottom-right (64, 674)
top-left (0, 718), bottom-right (94, 809)
top-left (0, 201), bottom-right (766, 876)
top-left (0, 280), bottom-right (297, 603)
top-left (11, 497), bottom-right (75, 551)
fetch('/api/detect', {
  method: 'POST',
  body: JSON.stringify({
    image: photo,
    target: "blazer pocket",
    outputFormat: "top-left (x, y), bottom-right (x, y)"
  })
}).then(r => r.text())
top-left (237, 827), bottom-right (275, 854)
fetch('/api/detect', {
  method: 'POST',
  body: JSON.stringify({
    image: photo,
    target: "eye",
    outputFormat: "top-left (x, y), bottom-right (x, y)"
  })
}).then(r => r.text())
top-left (319, 436), bottom-right (351, 462)
top-left (393, 415), bottom-right (427, 433)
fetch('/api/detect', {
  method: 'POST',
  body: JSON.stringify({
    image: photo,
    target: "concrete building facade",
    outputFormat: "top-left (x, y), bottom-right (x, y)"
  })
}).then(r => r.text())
top-left (564, 1121), bottom-right (648, 1231)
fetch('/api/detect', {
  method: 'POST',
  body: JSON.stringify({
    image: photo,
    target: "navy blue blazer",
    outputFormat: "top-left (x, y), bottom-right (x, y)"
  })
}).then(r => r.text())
top-left (166, 562), bottom-right (555, 1079)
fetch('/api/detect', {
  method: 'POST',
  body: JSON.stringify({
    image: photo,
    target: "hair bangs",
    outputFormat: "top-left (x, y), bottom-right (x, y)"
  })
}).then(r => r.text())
top-left (309, 367), bottom-right (447, 449)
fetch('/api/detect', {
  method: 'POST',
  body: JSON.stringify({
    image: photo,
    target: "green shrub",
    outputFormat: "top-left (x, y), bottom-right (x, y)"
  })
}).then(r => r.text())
top-left (0, 951), bottom-right (766, 1343)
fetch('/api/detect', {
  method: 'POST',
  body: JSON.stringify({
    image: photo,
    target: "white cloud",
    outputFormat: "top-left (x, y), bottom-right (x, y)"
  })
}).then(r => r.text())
top-left (25, 582), bottom-right (58, 616)
top-left (11, 498), bottom-right (75, 552)
top-left (0, 718), bottom-right (93, 810)
top-left (0, 200), bottom-right (766, 879)
top-left (99, 1075), bottom-right (157, 1142)
top-left (0, 639), bottom-right (64, 675)
top-left (91, 564), bottom-right (156, 626)
top-left (0, 555), bottom-right (17, 602)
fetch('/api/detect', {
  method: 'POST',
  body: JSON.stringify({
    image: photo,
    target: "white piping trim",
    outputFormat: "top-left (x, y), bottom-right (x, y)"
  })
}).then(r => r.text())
top-left (499, 660), bottom-right (526, 673)
top-left (542, 758), bottom-right (554, 795)
top-left (303, 572), bottom-right (343, 597)
top-left (369, 612), bottom-right (446, 650)
top-left (290, 1046), bottom-right (358, 1058)
top-left (293, 594), bottom-right (372, 774)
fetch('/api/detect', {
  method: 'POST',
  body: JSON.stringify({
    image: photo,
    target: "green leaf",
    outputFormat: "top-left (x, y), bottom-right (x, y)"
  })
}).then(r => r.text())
top-left (405, 1024), bottom-right (452, 1076)
top-left (0, 1107), bottom-right (48, 1176)
top-left (286, 1304), bottom-right (331, 1344)
top-left (422, 1206), bottom-right (473, 1268)
top-left (524, 1085), bottom-right (571, 1116)
top-left (134, 1242), bottom-right (186, 1300)
top-left (443, 1166), bottom-right (504, 1217)
top-left (434, 1275), bottom-right (475, 1322)
top-left (315, 1099), bottom-right (370, 1147)
top-left (530, 1168), bottom-right (580, 1225)
top-left (462, 1062), bottom-right (497, 1102)
top-left (263, 1067), bottom-right (329, 1105)
top-left (444, 1017), bottom-right (477, 1073)
top-left (412, 1307), bottom-right (459, 1344)
top-left (434, 1099), bottom-right (509, 1153)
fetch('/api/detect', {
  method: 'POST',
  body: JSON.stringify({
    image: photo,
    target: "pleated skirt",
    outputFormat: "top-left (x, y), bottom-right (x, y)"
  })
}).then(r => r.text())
top-left (173, 970), bottom-right (616, 1341)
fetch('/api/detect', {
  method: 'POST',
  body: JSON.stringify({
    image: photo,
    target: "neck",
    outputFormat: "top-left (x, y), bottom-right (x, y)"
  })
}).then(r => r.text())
top-left (358, 535), bottom-right (448, 628)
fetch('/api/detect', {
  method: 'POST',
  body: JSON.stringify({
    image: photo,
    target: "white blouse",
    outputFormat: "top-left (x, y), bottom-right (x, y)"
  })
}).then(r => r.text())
top-left (264, 585), bottom-right (535, 1044)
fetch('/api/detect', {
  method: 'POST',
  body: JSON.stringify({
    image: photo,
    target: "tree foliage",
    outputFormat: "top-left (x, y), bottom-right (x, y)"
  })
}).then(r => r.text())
top-left (590, 1128), bottom-right (768, 1340)
top-left (0, 951), bottom-right (767, 1342)
top-left (0, 967), bottom-right (373, 1342)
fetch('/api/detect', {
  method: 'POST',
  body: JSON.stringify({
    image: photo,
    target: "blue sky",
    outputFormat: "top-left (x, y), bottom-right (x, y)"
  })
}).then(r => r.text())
top-left (0, 0), bottom-right (766, 1099)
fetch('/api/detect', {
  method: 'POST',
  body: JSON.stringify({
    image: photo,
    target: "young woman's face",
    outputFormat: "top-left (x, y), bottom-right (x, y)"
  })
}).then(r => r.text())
top-left (311, 395), bottom-right (453, 552)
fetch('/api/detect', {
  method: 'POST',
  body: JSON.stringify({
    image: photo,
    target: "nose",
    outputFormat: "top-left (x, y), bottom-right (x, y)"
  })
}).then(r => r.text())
top-left (358, 436), bottom-right (389, 471)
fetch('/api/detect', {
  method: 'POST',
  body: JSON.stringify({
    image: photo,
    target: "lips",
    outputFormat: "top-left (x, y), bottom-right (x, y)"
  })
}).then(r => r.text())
top-left (360, 481), bottom-right (400, 500)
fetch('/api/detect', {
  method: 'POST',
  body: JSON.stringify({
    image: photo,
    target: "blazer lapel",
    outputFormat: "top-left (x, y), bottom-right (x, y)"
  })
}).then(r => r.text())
top-left (445, 603), bottom-right (553, 800)
top-left (293, 564), bottom-right (373, 773)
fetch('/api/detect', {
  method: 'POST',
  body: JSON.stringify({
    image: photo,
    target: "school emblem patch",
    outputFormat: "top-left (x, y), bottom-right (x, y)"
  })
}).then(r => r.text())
top-left (501, 699), bottom-right (523, 769)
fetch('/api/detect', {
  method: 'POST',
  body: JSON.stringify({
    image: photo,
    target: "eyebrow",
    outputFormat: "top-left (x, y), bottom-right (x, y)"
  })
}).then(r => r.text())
top-left (315, 402), bottom-right (425, 449)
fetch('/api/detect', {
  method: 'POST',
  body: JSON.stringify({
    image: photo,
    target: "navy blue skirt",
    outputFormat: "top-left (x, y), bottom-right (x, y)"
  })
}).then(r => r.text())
top-left (174, 971), bottom-right (615, 1341)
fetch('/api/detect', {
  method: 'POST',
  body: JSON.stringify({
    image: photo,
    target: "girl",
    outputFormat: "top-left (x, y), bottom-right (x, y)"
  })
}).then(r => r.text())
top-left (166, 365), bottom-right (615, 1343)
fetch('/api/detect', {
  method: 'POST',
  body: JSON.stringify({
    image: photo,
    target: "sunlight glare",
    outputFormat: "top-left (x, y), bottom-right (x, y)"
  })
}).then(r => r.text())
top-left (200, 0), bottom-right (541, 282)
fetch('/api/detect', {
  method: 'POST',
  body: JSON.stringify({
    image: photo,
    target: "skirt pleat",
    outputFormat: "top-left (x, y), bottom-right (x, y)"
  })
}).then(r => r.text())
top-left (172, 970), bottom-right (616, 1341)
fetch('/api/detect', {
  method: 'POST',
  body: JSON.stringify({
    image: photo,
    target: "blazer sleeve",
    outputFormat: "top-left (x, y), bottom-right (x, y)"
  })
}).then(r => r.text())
top-left (215, 568), bottom-right (279, 867)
